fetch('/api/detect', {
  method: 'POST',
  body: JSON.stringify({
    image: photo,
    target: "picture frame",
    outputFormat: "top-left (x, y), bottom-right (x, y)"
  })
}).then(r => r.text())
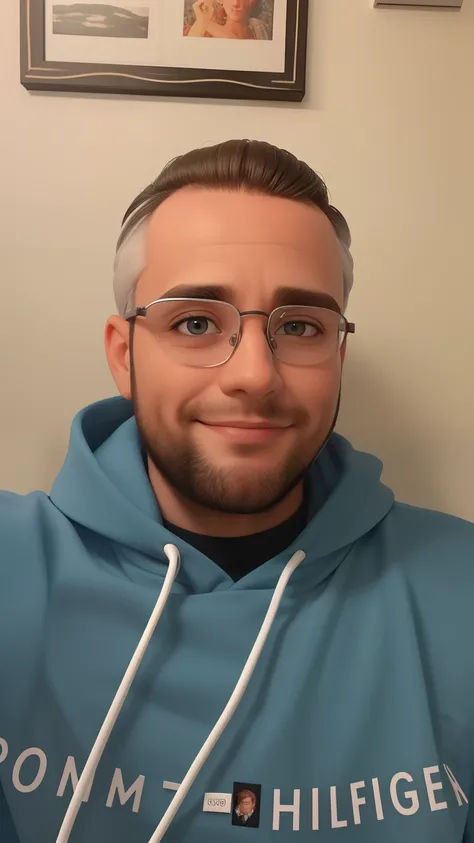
top-left (20, 1), bottom-right (309, 102)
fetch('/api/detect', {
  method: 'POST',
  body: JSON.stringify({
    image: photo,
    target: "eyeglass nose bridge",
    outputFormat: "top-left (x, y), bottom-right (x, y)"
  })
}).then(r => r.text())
top-left (228, 309), bottom-right (276, 356)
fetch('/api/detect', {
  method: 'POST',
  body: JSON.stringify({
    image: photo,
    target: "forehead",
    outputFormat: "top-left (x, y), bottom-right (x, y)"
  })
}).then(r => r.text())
top-left (138, 188), bottom-right (343, 306)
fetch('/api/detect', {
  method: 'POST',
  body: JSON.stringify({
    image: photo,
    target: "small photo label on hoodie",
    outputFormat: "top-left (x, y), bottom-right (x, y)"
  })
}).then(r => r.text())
top-left (232, 782), bottom-right (262, 828)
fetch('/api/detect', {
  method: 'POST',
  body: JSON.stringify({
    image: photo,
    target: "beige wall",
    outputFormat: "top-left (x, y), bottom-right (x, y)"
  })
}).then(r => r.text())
top-left (1, 0), bottom-right (473, 521)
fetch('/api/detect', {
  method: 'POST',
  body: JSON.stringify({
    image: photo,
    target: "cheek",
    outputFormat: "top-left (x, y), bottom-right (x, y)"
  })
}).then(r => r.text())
top-left (291, 360), bottom-right (341, 410)
top-left (133, 335), bottom-right (211, 419)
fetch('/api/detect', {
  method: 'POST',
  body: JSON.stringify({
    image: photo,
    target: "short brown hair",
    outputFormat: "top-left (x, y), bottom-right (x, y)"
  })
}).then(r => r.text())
top-left (120, 139), bottom-right (350, 249)
top-left (114, 140), bottom-right (353, 317)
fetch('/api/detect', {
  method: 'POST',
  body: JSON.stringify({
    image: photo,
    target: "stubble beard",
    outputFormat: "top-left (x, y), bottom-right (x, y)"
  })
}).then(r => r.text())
top-left (134, 404), bottom-right (311, 515)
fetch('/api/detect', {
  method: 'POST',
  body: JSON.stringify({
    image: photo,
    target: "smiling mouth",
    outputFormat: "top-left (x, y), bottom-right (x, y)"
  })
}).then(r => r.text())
top-left (201, 421), bottom-right (289, 429)
top-left (197, 421), bottom-right (292, 444)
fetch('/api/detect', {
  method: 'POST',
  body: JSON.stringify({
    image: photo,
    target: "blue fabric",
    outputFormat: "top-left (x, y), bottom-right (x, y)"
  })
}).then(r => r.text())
top-left (0, 784), bottom-right (19, 843)
top-left (1, 396), bottom-right (473, 842)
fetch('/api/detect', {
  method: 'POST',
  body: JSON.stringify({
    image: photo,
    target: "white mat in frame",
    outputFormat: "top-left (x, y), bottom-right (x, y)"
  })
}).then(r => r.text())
top-left (45, 0), bottom-right (287, 74)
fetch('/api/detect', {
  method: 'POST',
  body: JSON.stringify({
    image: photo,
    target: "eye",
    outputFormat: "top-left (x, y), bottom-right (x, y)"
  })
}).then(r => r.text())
top-left (275, 320), bottom-right (323, 338)
top-left (173, 316), bottom-right (220, 336)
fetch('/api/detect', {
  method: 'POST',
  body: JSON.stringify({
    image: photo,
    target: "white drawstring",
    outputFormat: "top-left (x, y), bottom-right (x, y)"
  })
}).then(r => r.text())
top-left (55, 544), bottom-right (181, 843)
top-left (55, 545), bottom-right (306, 843)
top-left (147, 548), bottom-right (306, 843)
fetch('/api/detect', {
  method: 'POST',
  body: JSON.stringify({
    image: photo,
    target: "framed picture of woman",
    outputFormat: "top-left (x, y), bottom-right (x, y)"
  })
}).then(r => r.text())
top-left (20, 0), bottom-right (309, 102)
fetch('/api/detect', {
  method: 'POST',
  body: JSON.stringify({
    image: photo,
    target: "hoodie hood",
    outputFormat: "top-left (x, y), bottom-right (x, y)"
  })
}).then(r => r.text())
top-left (49, 397), bottom-right (395, 594)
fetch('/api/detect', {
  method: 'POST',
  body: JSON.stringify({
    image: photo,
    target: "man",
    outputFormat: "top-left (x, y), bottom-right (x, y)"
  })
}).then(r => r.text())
top-left (0, 139), bottom-right (473, 843)
top-left (233, 789), bottom-right (259, 827)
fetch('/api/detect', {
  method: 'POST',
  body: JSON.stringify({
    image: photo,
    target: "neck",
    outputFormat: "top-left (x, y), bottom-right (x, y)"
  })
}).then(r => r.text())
top-left (147, 458), bottom-right (304, 537)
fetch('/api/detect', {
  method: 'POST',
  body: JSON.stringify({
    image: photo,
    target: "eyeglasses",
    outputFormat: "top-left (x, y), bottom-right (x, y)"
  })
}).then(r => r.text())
top-left (126, 297), bottom-right (355, 368)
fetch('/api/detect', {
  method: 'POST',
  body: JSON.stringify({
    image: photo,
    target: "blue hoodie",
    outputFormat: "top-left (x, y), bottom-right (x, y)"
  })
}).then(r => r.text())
top-left (1, 397), bottom-right (473, 843)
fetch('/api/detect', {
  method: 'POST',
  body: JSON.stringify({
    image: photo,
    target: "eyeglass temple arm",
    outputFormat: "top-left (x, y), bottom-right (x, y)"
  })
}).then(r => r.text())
top-left (124, 306), bottom-right (146, 321)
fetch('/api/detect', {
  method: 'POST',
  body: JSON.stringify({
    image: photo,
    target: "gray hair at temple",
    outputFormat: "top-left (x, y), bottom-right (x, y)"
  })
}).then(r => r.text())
top-left (113, 140), bottom-right (354, 319)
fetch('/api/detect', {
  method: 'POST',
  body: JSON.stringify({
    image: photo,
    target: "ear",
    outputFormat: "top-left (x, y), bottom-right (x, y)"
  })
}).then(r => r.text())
top-left (105, 316), bottom-right (132, 399)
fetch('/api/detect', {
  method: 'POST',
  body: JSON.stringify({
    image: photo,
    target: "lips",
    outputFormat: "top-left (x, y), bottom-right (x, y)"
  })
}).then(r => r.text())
top-left (202, 422), bottom-right (287, 430)
top-left (197, 421), bottom-right (292, 445)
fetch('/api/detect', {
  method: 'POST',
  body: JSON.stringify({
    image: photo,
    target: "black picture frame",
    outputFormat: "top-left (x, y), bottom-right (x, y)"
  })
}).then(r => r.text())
top-left (20, 1), bottom-right (309, 102)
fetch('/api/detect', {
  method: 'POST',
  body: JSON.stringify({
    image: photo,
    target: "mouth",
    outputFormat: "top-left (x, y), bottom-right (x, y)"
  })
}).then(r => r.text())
top-left (197, 421), bottom-right (292, 444)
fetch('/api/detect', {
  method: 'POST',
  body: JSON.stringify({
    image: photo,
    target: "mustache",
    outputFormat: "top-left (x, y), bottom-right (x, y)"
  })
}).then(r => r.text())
top-left (184, 401), bottom-right (309, 427)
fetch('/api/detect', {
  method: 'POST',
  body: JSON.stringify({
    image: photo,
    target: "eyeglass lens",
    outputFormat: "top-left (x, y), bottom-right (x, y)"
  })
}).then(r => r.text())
top-left (143, 299), bottom-right (346, 367)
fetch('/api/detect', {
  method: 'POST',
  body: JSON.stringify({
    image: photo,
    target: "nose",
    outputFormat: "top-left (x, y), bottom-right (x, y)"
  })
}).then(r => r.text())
top-left (218, 315), bottom-right (282, 399)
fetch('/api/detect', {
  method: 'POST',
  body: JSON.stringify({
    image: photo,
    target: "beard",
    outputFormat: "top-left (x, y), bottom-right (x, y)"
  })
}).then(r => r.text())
top-left (135, 410), bottom-right (311, 516)
top-left (130, 337), bottom-right (340, 516)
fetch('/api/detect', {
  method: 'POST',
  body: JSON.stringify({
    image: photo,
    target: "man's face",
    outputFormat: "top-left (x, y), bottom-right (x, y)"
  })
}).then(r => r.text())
top-left (239, 796), bottom-right (255, 814)
top-left (222, 0), bottom-right (255, 23)
top-left (127, 188), bottom-right (346, 516)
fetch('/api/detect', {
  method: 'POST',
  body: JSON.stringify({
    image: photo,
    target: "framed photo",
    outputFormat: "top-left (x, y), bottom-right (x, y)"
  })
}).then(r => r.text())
top-left (20, 1), bottom-right (309, 102)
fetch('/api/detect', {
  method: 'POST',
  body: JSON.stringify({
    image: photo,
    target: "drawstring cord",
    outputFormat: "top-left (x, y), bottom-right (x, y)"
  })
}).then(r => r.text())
top-left (55, 545), bottom-right (181, 843)
top-left (55, 546), bottom-right (306, 843)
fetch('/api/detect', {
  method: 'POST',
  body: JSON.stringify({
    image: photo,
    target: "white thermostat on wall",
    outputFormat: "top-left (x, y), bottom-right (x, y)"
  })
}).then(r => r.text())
top-left (374, 0), bottom-right (463, 7)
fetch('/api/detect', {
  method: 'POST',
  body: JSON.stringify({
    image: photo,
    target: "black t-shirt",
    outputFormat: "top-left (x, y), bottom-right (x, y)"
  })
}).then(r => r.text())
top-left (163, 494), bottom-right (309, 582)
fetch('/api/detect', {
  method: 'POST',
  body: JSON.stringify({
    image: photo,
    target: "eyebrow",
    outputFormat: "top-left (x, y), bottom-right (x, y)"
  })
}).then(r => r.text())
top-left (160, 284), bottom-right (341, 314)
